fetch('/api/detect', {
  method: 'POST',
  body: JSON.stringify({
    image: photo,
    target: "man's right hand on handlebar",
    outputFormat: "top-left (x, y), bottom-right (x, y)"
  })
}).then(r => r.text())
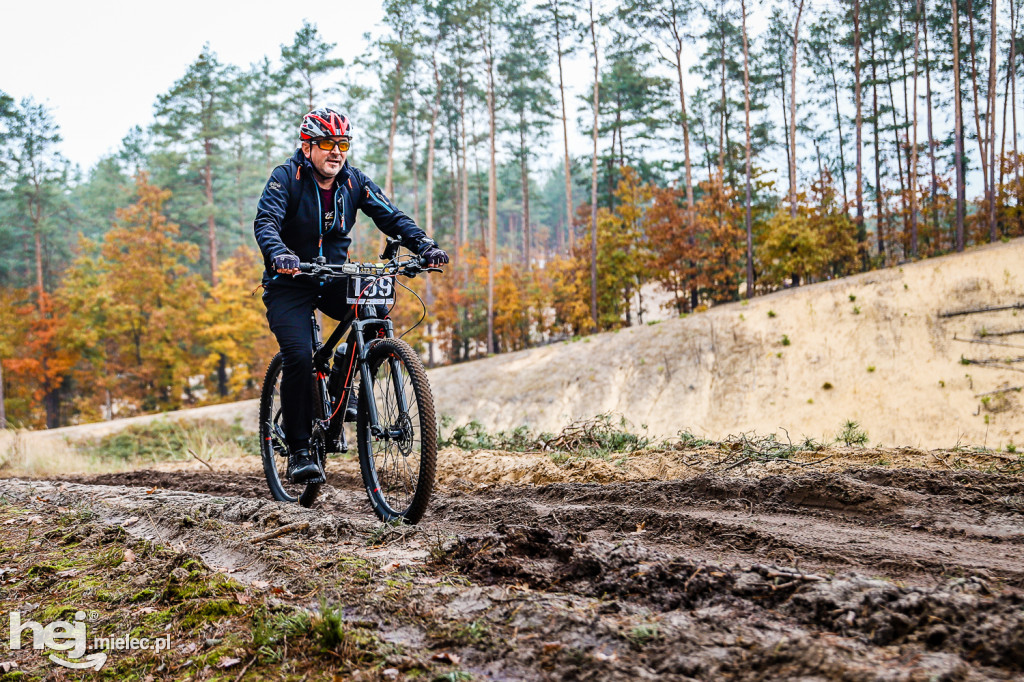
top-left (274, 253), bottom-right (301, 275)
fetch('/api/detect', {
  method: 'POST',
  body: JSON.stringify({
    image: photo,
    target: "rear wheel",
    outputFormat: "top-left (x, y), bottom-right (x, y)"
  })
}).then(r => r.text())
top-left (357, 339), bottom-right (437, 523)
top-left (259, 353), bottom-right (323, 507)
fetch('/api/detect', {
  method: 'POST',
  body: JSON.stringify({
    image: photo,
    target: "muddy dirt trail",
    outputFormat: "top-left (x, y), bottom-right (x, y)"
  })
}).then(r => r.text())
top-left (1, 451), bottom-right (1023, 680)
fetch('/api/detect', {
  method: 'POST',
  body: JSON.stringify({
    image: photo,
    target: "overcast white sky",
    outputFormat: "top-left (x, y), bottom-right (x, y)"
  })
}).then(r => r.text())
top-left (0, 1), bottom-right (660, 177)
top-left (4, 1), bottom-right (976, 197)
top-left (0, 1), bottom-right (389, 170)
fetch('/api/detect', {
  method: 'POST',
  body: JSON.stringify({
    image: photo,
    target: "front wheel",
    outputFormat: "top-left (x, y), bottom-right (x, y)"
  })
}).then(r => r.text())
top-left (357, 339), bottom-right (437, 523)
top-left (259, 353), bottom-right (322, 508)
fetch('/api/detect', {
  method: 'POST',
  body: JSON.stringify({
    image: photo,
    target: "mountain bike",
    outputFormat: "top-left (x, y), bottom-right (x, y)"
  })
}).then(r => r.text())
top-left (258, 242), bottom-right (441, 522)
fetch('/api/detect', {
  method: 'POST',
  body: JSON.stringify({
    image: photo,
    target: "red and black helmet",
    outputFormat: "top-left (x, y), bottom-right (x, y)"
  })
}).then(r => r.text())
top-left (300, 107), bottom-right (351, 140)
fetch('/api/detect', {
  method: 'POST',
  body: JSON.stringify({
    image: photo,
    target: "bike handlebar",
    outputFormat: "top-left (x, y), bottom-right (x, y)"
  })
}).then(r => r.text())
top-left (295, 255), bottom-right (443, 280)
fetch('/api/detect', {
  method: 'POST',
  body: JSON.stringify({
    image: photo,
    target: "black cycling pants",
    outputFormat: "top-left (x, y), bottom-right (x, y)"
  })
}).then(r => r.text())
top-left (262, 279), bottom-right (386, 451)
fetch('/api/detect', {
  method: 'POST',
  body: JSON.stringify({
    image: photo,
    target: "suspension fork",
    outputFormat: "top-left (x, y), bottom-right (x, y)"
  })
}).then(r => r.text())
top-left (352, 318), bottom-right (408, 438)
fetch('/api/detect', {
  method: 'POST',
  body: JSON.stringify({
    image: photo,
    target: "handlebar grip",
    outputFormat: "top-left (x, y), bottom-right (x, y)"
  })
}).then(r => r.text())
top-left (298, 263), bottom-right (314, 273)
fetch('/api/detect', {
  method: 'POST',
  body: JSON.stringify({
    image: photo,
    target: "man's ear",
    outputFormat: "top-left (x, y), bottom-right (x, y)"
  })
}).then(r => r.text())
top-left (301, 142), bottom-right (311, 159)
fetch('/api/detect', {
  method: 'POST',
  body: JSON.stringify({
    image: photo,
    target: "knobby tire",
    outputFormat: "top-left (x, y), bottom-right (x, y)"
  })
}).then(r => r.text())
top-left (357, 339), bottom-right (437, 523)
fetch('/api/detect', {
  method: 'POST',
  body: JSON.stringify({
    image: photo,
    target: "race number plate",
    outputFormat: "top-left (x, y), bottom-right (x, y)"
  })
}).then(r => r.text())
top-left (347, 275), bottom-right (395, 305)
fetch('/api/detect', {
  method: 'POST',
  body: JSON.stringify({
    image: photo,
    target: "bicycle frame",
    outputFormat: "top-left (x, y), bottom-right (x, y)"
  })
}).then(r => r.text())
top-left (310, 304), bottom-right (408, 444)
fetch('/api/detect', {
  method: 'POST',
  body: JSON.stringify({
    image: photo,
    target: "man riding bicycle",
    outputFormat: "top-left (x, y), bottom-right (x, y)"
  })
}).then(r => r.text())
top-left (253, 107), bottom-right (448, 485)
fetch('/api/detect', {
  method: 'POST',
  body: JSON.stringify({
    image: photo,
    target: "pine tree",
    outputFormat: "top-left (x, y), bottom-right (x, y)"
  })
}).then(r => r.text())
top-left (152, 44), bottom-right (232, 285)
top-left (278, 20), bottom-right (345, 121)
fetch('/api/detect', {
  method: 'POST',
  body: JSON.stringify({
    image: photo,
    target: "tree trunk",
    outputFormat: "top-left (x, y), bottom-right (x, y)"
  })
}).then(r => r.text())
top-left (460, 79), bottom-right (470, 251)
top-left (385, 58), bottom-right (404, 197)
top-left (410, 91), bottom-right (420, 226)
top-left (825, 47), bottom-right (849, 209)
top-left (988, 0), bottom-right (998, 241)
top-left (741, 0), bottom-right (754, 298)
top-left (911, 0), bottom-right (921, 257)
top-left (520, 116), bottom-right (531, 268)
top-left (855, 0), bottom-right (867, 267)
top-left (34, 228), bottom-right (44, 300)
top-left (788, 0), bottom-right (806, 217)
top-left (486, 23), bottom-right (498, 355)
top-left (719, 24), bottom-right (727, 178)
top-left (204, 139), bottom-right (218, 286)
top-left (674, 54), bottom-right (695, 210)
top-left (967, 0), bottom-right (990, 198)
top-left (554, 6), bottom-right (575, 251)
top-left (953, 0), bottom-right (967, 251)
top-left (1012, 0), bottom-right (1021, 216)
top-left (589, 0), bottom-right (600, 331)
top-left (872, 29), bottom-right (885, 259)
top-left (217, 354), bottom-right (228, 398)
top-left (923, 0), bottom-right (940, 245)
top-left (884, 55), bottom-right (909, 252)
top-left (427, 56), bottom-right (440, 236)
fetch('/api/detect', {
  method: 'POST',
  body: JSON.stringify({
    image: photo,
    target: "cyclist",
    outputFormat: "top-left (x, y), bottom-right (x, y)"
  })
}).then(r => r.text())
top-left (254, 107), bottom-right (448, 484)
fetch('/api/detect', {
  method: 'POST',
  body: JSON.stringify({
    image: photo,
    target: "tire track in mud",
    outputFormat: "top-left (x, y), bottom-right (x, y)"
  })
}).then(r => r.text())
top-left (6, 466), bottom-right (1024, 679)
top-left (62, 467), bottom-right (1024, 586)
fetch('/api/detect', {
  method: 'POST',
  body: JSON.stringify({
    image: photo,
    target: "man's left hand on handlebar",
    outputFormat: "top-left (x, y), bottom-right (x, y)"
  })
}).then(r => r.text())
top-left (417, 242), bottom-right (449, 267)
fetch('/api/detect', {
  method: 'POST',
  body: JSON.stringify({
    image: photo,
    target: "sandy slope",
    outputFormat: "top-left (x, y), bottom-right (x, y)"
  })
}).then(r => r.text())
top-left (13, 238), bottom-right (1024, 450)
top-left (432, 238), bottom-right (1024, 449)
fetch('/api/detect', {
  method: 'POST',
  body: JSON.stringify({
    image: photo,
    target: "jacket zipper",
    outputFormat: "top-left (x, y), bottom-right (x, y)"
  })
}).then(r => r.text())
top-left (366, 188), bottom-right (394, 214)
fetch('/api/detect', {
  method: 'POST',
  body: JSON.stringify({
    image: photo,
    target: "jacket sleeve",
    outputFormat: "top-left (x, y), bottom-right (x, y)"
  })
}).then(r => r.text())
top-left (354, 169), bottom-right (430, 252)
top-left (253, 166), bottom-right (296, 267)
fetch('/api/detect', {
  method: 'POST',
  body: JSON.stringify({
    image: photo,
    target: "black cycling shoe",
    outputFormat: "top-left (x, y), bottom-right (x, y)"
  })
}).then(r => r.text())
top-left (344, 388), bottom-right (359, 422)
top-left (287, 449), bottom-right (322, 484)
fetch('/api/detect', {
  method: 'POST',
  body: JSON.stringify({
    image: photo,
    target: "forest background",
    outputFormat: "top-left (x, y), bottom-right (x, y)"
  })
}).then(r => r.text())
top-left (1, 0), bottom-right (1022, 429)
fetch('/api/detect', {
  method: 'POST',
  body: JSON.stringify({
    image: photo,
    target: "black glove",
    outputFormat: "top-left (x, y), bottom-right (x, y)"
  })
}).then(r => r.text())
top-left (417, 242), bottom-right (449, 267)
top-left (273, 253), bottom-right (300, 272)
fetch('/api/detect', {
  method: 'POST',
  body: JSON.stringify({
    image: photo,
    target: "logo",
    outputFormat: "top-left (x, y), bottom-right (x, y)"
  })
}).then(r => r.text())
top-left (6, 611), bottom-right (169, 670)
top-left (324, 211), bottom-right (334, 222)
top-left (269, 181), bottom-right (283, 191)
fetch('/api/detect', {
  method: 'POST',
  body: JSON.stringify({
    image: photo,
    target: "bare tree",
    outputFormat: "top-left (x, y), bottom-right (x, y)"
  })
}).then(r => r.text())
top-left (988, 0), bottom-right (998, 240)
top-left (911, 0), bottom-right (922, 257)
top-left (855, 0), bottom-right (867, 264)
top-left (953, 0), bottom-right (967, 251)
top-left (589, 0), bottom-right (600, 330)
top-left (788, 0), bottom-right (807, 216)
top-left (741, 0), bottom-right (754, 296)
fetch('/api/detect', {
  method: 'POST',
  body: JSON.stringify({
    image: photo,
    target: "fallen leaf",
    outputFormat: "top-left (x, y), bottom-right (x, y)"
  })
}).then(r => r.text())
top-left (217, 656), bottom-right (241, 668)
top-left (382, 562), bottom-right (401, 574)
top-left (123, 549), bottom-right (136, 564)
top-left (123, 517), bottom-right (140, 527)
top-left (26, 516), bottom-right (43, 524)
top-left (146, 488), bottom-right (157, 494)
top-left (432, 652), bottom-right (461, 665)
top-left (56, 569), bottom-right (79, 578)
top-left (542, 642), bottom-right (563, 653)
top-left (0, 661), bottom-right (18, 673)
top-left (382, 669), bottom-right (399, 680)
top-left (2, 519), bottom-right (16, 525)
top-left (236, 593), bottom-right (251, 605)
top-left (250, 580), bottom-right (270, 590)
top-left (593, 651), bottom-right (618, 662)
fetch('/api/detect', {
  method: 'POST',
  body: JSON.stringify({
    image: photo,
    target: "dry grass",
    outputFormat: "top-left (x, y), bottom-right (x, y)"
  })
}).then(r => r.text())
top-left (0, 419), bottom-right (258, 478)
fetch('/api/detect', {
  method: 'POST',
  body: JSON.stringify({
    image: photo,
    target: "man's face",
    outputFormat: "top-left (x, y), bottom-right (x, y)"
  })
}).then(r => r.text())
top-left (303, 136), bottom-right (349, 179)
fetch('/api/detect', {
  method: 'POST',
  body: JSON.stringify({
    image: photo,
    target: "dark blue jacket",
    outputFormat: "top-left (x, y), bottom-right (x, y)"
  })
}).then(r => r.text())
top-left (253, 149), bottom-right (429, 282)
